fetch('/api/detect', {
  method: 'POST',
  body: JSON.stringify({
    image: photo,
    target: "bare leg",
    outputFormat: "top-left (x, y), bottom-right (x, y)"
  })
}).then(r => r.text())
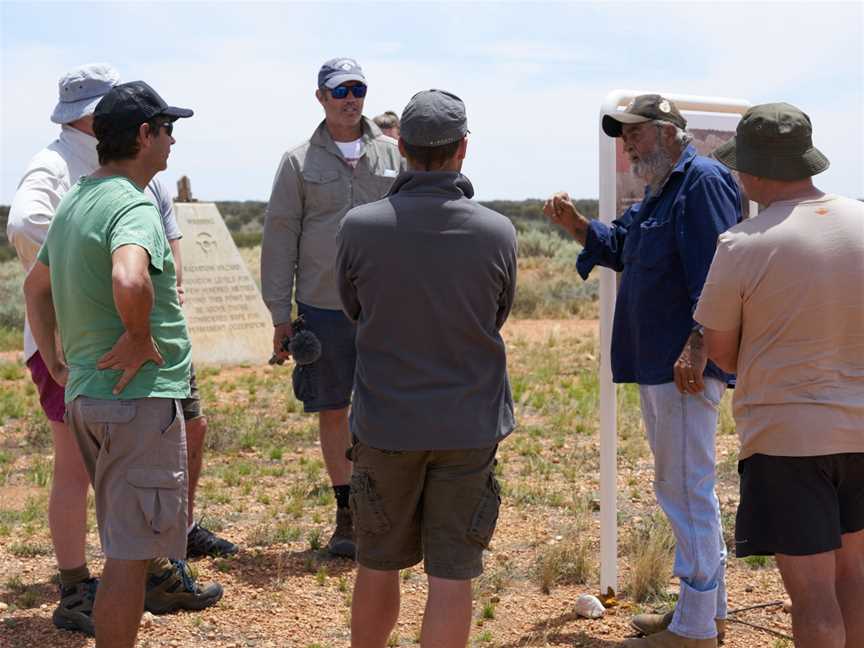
top-left (93, 558), bottom-right (148, 648)
top-left (421, 576), bottom-right (472, 648)
top-left (184, 416), bottom-right (207, 521)
top-left (835, 529), bottom-right (864, 648)
top-left (319, 408), bottom-right (351, 486)
top-left (351, 566), bottom-right (400, 648)
top-left (49, 420), bottom-right (91, 569)
top-left (776, 551), bottom-right (845, 648)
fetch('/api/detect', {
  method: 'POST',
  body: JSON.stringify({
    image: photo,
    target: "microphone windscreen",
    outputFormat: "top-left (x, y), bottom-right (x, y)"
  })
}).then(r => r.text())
top-left (290, 330), bottom-right (322, 366)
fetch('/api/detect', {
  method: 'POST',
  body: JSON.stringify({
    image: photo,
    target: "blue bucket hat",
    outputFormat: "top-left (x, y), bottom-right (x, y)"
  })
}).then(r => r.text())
top-left (51, 63), bottom-right (120, 124)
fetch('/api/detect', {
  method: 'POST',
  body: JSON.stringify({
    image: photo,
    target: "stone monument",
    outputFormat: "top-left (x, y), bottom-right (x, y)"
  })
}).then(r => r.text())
top-left (174, 201), bottom-right (272, 365)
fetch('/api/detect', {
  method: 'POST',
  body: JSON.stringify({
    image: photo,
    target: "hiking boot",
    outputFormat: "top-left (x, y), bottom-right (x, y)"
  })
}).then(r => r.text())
top-left (52, 577), bottom-right (98, 635)
top-left (631, 611), bottom-right (726, 644)
top-left (621, 629), bottom-right (717, 648)
top-left (326, 507), bottom-right (355, 559)
top-left (187, 522), bottom-right (239, 558)
top-left (144, 559), bottom-right (223, 614)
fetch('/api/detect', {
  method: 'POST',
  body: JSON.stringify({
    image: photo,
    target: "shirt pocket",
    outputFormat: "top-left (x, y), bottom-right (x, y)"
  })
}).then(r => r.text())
top-left (635, 216), bottom-right (677, 269)
top-left (302, 168), bottom-right (345, 215)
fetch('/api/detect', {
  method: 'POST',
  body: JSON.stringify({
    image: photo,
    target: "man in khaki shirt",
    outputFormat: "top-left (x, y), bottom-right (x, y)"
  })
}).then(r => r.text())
top-left (261, 58), bottom-right (403, 557)
top-left (696, 103), bottom-right (864, 648)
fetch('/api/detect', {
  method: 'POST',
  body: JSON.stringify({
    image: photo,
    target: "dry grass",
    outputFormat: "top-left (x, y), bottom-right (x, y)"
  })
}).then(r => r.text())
top-left (624, 512), bottom-right (676, 603)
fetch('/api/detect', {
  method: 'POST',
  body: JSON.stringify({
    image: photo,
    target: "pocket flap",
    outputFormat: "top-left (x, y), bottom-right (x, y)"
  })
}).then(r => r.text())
top-left (80, 400), bottom-right (136, 424)
top-left (126, 467), bottom-right (183, 490)
top-left (302, 169), bottom-right (340, 184)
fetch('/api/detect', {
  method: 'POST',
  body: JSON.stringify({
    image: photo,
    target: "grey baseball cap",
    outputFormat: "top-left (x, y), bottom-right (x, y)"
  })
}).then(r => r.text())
top-left (317, 57), bottom-right (366, 89)
top-left (51, 63), bottom-right (120, 124)
top-left (400, 89), bottom-right (467, 147)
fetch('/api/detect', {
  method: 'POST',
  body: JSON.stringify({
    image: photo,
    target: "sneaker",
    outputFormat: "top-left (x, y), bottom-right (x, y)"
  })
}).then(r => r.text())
top-left (326, 507), bottom-right (356, 559)
top-left (52, 577), bottom-right (98, 636)
top-left (186, 522), bottom-right (239, 558)
top-left (631, 611), bottom-right (726, 645)
top-left (144, 559), bottom-right (223, 614)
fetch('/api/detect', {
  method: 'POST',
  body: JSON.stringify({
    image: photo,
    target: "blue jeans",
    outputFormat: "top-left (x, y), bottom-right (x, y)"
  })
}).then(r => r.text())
top-left (639, 378), bottom-right (727, 640)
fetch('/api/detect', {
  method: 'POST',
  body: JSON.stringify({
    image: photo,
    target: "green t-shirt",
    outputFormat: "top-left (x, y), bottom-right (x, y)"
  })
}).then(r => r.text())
top-left (38, 176), bottom-right (191, 402)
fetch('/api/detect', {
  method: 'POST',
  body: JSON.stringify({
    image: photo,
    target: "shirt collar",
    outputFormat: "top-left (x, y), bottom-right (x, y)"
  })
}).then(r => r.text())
top-left (388, 171), bottom-right (474, 199)
top-left (310, 116), bottom-right (379, 157)
top-left (59, 124), bottom-right (99, 171)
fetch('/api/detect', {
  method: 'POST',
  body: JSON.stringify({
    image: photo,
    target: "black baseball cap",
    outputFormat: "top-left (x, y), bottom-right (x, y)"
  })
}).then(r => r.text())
top-left (602, 94), bottom-right (687, 138)
top-left (94, 81), bottom-right (193, 132)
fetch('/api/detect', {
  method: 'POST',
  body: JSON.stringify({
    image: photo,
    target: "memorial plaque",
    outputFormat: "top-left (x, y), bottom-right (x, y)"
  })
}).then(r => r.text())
top-left (174, 202), bottom-right (272, 365)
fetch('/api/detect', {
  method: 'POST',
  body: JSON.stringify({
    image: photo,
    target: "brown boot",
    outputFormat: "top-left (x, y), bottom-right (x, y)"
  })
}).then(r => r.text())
top-left (326, 507), bottom-right (356, 559)
top-left (631, 612), bottom-right (726, 644)
top-left (621, 629), bottom-right (717, 648)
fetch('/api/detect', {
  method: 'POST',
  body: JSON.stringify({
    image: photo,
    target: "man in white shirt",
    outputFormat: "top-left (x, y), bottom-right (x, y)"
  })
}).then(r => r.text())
top-left (6, 63), bottom-right (227, 636)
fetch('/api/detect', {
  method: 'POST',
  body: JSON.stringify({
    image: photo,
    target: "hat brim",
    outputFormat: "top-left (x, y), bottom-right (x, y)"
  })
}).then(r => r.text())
top-left (323, 73), bottom-right (366, 89)
top-left (713, 136), bottom-right (830, 180)
top-left (601, 111), bottom-right (651, 138)
top-left (160, 106), bottom-right (194, 119)
top-left (51, 95), bottom-right (105, 124)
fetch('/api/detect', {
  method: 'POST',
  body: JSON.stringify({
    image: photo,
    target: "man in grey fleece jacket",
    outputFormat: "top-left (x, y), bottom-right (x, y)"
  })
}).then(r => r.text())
top-left (337, 89), bottom-right (517, 648)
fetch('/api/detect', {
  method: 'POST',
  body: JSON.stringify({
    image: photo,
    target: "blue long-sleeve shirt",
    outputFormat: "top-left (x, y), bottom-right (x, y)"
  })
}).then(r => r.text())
top-left (577, 144), bottom-right (741, 385)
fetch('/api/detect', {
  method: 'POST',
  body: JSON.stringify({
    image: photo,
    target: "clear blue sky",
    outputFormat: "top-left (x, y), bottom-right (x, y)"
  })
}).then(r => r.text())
top-left (2, 1), bottom-right (862, 203)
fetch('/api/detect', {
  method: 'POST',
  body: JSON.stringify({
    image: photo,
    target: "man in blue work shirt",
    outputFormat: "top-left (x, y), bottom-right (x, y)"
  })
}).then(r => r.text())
top-left (545, 95), bottom-right (741, 648)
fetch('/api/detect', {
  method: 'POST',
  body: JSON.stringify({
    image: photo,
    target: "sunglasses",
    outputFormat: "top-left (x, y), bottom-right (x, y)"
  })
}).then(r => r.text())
top-left (329, 84), bottom-right (367, 99)
top-left (152, 121), bottom-right (173, 137)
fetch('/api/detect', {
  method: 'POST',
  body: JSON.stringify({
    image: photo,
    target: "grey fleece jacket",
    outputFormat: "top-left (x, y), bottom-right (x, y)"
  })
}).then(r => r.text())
top-left (337, 171), bottom-right (517, 451)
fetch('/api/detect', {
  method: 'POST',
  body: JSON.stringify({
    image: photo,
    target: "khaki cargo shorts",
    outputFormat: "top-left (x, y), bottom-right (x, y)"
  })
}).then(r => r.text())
top-left (349, 441), bottom-right (501, 580)
top-left (66, 397), bottom-right (188, 560)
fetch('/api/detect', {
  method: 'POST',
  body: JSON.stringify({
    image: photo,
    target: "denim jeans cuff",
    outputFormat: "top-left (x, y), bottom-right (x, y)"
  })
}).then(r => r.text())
top-left (670, 579), bottom-right (719, 640)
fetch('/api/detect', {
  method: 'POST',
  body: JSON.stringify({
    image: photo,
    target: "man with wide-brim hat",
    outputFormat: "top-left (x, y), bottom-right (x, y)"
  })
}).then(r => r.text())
top-left (696, 103), bottom-right (864, 648)
top-left (544, 94), bottom-right (743, 648)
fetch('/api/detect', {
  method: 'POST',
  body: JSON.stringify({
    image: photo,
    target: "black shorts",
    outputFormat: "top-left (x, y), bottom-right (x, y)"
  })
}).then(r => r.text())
top-left (292, 302), bottom-right (356, 413)
top-left (735, 452), bottom-right (864, 557)
top-left (180, 363), bottom-right (203, 421)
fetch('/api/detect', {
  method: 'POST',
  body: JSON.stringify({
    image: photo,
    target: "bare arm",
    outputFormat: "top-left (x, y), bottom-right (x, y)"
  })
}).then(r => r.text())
top-left (168, 237), bottom-right (184, 305)
top-left (23, 261), bottom-right (67, 385)
top-left (704, 327), bottom-right (741, 374)
top-left (96, 244), bottom-right (164, 394)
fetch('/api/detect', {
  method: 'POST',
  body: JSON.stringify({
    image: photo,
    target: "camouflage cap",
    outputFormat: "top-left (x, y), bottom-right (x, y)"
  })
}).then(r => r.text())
top-left (602, 94), bottom-right (687, 138)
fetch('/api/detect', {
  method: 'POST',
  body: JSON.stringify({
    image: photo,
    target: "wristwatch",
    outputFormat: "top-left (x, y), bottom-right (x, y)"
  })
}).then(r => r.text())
top-left (692, 323), bottom-right (705, 337)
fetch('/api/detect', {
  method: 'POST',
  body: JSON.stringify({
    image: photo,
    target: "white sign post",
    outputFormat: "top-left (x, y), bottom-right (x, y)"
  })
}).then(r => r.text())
top-left (597, 90), bottom-right (752, 594)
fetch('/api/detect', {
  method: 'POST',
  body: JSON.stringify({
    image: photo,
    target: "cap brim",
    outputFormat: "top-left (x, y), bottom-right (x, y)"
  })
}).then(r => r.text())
top-left (161, 106), bottom-right (194, 119)
top-left (601, 111), bottom-right (651, 137)
top-left (51, 95), bottom-right (104, 124)
top-left (323, 73), bottom-right (366, 89)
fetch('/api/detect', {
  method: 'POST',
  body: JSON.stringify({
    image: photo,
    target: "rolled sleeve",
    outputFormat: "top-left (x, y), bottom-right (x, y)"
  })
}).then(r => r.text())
top-left (261, 153), bottom-right (304, 325)
top-left (694, 234), bottom-right (742, 332)
top-left (676, 175), bottom-right (741, 314)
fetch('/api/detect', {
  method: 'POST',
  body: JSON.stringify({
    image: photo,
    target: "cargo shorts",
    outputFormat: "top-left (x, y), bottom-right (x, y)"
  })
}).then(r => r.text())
top-left (65, 397), bottom-right (188, 560)
top-left (349, 441), bottom-right (501, 580)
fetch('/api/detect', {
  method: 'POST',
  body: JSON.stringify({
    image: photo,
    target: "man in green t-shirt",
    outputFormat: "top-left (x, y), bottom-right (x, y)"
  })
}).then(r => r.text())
top-left (24, 80), bottom-right (206, 648)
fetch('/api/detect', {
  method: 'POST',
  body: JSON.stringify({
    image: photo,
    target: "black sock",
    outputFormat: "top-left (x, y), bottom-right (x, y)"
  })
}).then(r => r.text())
top-left (333, 484), bottom-right (350, 509)
top-left (58, 564), bottom-right (90, 589)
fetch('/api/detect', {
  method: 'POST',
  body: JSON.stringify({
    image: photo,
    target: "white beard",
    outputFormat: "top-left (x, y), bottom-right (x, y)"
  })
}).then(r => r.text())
top-left (632, 148), bottom-right (674, 191)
